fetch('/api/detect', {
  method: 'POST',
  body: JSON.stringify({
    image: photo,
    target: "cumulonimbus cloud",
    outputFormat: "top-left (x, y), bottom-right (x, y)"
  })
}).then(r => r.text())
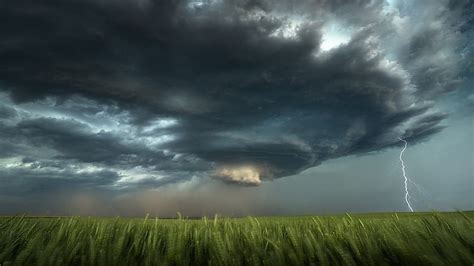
top-left (0, 0), bottom-right (471, 188)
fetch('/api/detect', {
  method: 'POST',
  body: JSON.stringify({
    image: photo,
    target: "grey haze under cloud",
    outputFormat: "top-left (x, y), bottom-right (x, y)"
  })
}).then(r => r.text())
top-left (0, 0), bottom-right (472, 193)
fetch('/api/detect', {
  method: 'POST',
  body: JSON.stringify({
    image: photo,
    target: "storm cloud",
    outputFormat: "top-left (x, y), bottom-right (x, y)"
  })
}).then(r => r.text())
top-left (0, 0), bottom-right (472, 193)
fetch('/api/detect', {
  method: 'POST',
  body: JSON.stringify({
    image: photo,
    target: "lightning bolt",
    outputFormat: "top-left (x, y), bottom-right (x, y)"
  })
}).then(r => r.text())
top-left (398, 137), bottom-right (414, 212)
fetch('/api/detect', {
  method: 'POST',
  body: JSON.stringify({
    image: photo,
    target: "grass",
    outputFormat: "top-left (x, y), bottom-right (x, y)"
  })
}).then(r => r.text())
top-left (0, 212), bottom-right (473, 265)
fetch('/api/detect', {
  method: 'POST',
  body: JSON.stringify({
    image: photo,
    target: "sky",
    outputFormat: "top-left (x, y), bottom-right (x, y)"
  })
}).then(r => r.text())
top-left (0, 0), bottom-right (472, 216)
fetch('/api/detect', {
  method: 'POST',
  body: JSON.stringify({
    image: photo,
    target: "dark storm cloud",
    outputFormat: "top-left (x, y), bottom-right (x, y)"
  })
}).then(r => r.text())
top-left (15, 117), bottom-right (148, 164)
top-left (0, 105), bottom-right (16, 119)
top-left (0, 165), bottom-right (119, 195)
top-left (30, 117), bottom-right (205, 169)
top-left (388, 0), bottom-right (472, 97)
top-left (0, 0), bottom-right (471, 188)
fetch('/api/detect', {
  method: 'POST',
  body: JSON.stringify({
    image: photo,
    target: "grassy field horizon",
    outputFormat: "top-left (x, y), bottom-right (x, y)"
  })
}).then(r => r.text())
top-left (4, 209), bottom-right (473, 219)
top-left (1, 211), bottom-right (473, 265)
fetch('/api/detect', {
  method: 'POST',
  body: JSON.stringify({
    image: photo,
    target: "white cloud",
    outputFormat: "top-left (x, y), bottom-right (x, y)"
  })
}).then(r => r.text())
top-left (319, 22), bottom-right (352, 51)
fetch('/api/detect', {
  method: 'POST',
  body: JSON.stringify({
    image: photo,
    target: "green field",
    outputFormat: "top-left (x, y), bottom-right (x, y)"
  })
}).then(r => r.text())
top-left (0, 212), bottom-right (473, 265)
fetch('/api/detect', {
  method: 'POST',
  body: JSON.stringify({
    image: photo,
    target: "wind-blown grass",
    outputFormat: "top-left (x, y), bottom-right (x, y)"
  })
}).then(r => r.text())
top-left (0, 212), bottom-right (473, 265)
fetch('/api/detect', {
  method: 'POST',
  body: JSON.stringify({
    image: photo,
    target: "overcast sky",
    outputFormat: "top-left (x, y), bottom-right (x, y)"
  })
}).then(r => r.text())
top-left (0, 0), bottom-right (472, 216)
